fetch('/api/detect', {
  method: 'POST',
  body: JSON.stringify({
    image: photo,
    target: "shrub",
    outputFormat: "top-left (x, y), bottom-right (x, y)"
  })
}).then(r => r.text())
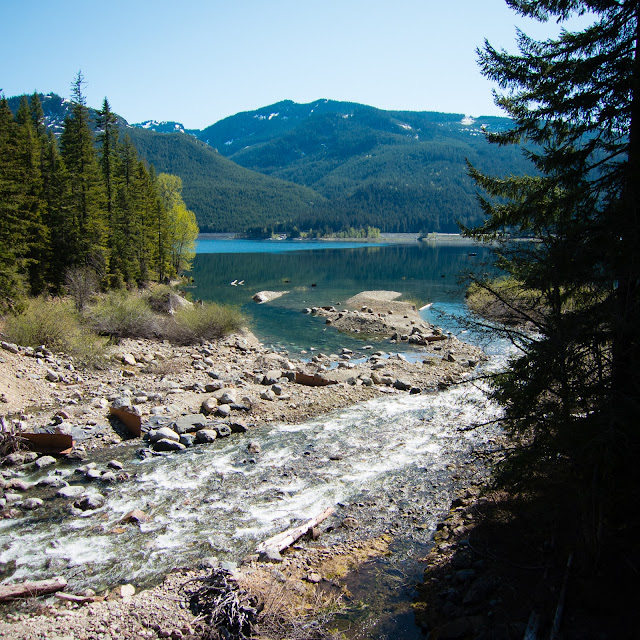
top-left (87, 291), bottom-right (160, 340)
top-left (2, 297), bottom-right (105, 365)
top-left (166, 302), bottom-right (244, 344)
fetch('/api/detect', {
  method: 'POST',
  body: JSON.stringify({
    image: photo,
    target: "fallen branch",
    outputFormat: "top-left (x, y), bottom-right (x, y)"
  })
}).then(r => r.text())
top-left (256, 507), bottom-right (335, 555)
top-left (54, 591), bottom-right (98, 604)
top-left (0, 576), bottom-right (67, 602)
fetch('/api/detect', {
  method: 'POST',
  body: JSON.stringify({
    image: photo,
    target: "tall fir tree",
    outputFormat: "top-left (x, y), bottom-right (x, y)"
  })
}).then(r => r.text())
top-left (468, 0), bottom-right (640, 549)
top-left (59, 72), bottom-right (107, 276)
top-left (0, 97), bottom-right (27, 310)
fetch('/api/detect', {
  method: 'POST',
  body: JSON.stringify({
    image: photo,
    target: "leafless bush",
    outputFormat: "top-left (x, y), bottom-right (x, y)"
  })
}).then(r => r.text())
top-left (65, 266), bottom-right (99, 312)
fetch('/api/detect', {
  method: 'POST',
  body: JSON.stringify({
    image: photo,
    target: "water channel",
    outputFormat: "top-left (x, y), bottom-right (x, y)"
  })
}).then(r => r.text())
top-left (0, 237), bottom-right (507, 638)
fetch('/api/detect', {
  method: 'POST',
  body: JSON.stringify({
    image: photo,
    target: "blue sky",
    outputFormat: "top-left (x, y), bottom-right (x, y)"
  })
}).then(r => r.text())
top-left (2, 0), bottom-right (592, 129)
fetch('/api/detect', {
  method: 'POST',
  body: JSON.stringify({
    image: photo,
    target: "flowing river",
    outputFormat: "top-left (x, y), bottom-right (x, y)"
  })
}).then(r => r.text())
top-left (0, 237), bottom-right (507, 638)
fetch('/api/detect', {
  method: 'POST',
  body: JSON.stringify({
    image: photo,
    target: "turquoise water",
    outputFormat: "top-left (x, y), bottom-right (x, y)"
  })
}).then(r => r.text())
top-left (190, 238), bottom-right (492, 354)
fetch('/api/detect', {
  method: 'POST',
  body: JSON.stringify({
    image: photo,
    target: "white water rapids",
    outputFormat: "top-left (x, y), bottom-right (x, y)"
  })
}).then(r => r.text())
top-left (0, 354), bottom-right (506, 594)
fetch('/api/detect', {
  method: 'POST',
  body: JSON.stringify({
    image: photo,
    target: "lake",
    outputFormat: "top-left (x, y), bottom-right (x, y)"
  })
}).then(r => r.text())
top-left (191, 237), bottom-right (493, 355)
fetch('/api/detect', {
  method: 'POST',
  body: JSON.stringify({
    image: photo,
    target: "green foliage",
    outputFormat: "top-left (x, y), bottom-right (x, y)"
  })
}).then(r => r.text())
top-left (87, 290), bottom-right (160, 339)
top-left (126, 128), bottom-right (323, 232)
top-left (467, 0), bottom-right (640, 552)
top-left (0, 83), bottom-right (197, 307)
top-left (168, 302), bottom-right (244, 344)
top-left (3, 296), bottom-right (105, 365)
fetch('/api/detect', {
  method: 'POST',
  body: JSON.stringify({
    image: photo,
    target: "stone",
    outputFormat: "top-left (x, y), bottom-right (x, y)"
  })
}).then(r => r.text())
top-left (121, 353), bottom-right (137, 366)
top-left (147, 416), bottom-right (174, 429)
top-left (45, 369), bottom-right (60, 382)
top-left (56, 485), bottom-right (86, 499)
top-left (215, 424), bottom-right (232, 438)
top-left (34, 455), bottom-right (57, 470)
top-left (85, 468), bottom-right (102, 481)
top-left (121, 509), bottom-right (150, 523)
top-left (306, 572), bottom-right (322, 584)
top-left (260, 389), bottom-right (276, 401)
top-left (8, 479), bottom-right (31, 492)
top-left (229, 419), bottom-right (248, 433)
top-left (153, 438), bottom-right (186, 452)
top-left (196, 429), bottom-right (218, 444)
top-left (1, 341), bottom-right (19, 354)
top-left (216, 404), bottom-right (231, 418)
top-left (342, 517), bottom-right (359, 529)
top-left (100, 471), bottom-right (117, 483)
top-left (262, 370), bottom-right (282, 385)
top-left (175, 414), bottom-right (209, 433)
top-left (149, 427), bottom-right (180, 443)
top-left (393, 379), bottom-right (412, 391)
top-left (75, 493), bottom-right (106, 510)
top-left (4, 452), bottom-right (25, 466)
top-left (38, 476), bottom-right (68, 489)
top-left (200, 397), bottom-right (219, 415)
top-left (218, 390), bottom-right (237, 405)
top-left (22, 498), bottom-right (44, 510)
top-left (180, 433), bottom-right (196, 447)
top-left (111, 396), bottom-right (132, 410)
top-left (107, 460), bottom-right (124, 470)
top-left (116, 584), bottom-right (136, 598)
top-left (247, 441), bottom-right (261, 454)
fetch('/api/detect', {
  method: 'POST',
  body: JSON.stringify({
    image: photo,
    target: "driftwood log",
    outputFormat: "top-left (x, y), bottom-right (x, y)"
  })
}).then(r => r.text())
top-left (0, 576), bottom-right (67, 601)
top-left (256, 507), bottom-right (335, 555)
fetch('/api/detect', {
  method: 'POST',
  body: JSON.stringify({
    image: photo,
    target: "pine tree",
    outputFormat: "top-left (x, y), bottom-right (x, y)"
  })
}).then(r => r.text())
top-left (59, 72), bottom-right (107, 277)
top-left (0, 97), bottom-right (27, 310)
top-left (468, 0), bottom-right (640, 543)
top-left (15, 96), bottom-right (48, 294)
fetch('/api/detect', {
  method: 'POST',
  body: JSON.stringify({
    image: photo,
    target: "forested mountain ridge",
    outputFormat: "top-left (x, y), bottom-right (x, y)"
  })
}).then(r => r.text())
top-left (5, 93), bottom-right (326, 232)
top-left (6, 93), bottom-right (532, 233)
top-left (135, 99), bottom-right (533, 233)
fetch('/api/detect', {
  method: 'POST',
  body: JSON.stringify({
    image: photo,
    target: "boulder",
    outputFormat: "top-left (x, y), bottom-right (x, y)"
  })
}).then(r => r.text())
top-left (38, 476), bottom-right (68, 489)
top-left (152, 438), bottom-right (186, 452)
top-left (218, 390), bottom-right (237, 405)
top-left (22, 498), bottom-right (44, 510)
top-left (174, 414), bottom-right (209, 433)
top-left (3, 453), bottom-right (25, 466)
top-left (393, 379), bottom-right (412, 391)
top-left (75, 494), bottom-right (106, 510)
top-left (196, 429), bottom-right (218, 444)
top-left (262, 370), bottom-right (282, 385)
top-left (216, 404), bottom-right (231, 418)
top-left (215, 424), bottom-right (232, 438)
top-left (180, 433), bottom-right (196, 447)
top-left (247, 441), bottom-right (261, 454)
top-left (34, 455), bottom-right (57, 470)
top-left (56, 485), bottom-right (86, 499)
top-left (229, 419), bottom-right (248, 433)
top-left (149, 427), bottom-right (180, 443)
top-left (200, 397), bottom-right (219, 415)
top-left (121, 509), bottom-right (150, 523)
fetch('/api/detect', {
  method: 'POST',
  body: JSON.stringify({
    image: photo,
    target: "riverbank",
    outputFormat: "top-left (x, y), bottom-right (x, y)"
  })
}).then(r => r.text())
top-left (0, 293), bottom-right (488, 638)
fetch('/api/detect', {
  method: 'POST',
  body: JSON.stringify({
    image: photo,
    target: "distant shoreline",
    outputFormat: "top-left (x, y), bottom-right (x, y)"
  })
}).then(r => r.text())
top-left (197, 232), bottom-right (481, 246)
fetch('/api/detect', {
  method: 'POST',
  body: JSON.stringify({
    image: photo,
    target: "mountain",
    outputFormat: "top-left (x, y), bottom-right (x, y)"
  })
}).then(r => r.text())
top-left (8, 93), bottom-right (532, 233)
top-left (124, 128), bottom-right (325, 231)
top-left (6, 93), bottom-right (325, 232)
top-left (139, 99), bottom-right (531, 233)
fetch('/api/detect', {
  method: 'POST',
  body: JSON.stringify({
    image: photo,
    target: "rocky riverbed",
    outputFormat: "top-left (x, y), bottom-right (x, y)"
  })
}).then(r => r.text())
top-left (0, 294), bottom-right (490, 639)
